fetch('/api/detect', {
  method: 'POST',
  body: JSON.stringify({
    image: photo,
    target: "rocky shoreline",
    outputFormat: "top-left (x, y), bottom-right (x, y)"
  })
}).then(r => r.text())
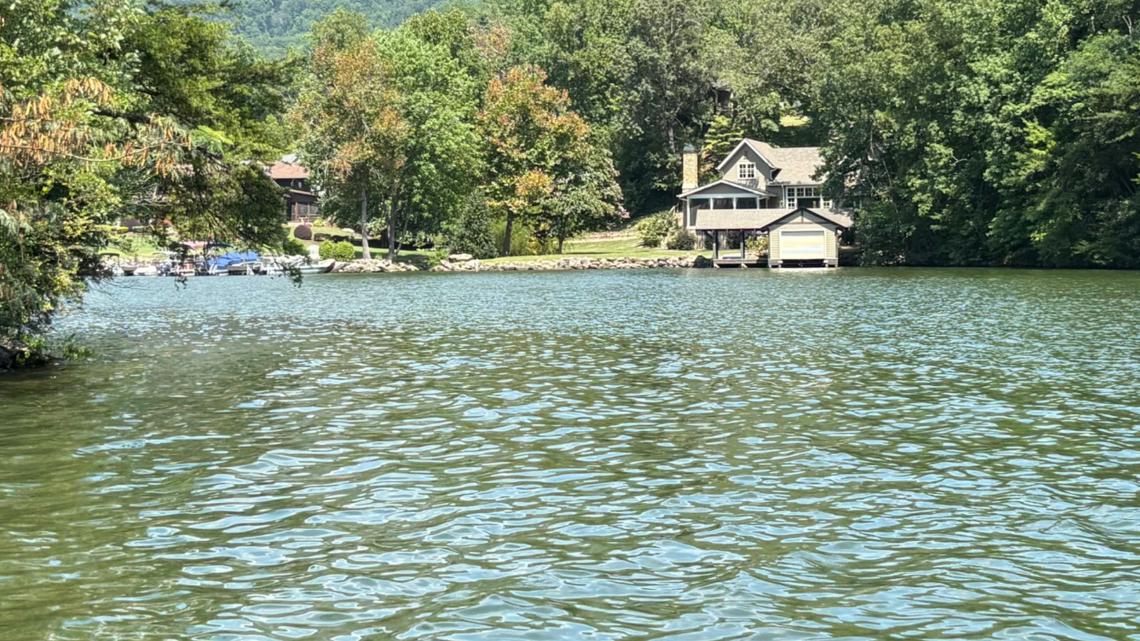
top-left (334, 254), bottom-right (713, 274)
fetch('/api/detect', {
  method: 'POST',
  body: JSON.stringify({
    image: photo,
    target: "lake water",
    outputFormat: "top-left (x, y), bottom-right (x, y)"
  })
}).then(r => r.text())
top-left (1, 268), bottom-right (1139, 640)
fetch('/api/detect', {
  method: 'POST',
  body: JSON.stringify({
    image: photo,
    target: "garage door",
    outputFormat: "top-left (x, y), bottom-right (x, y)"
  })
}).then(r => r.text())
top-left (780, 230), bottom-right (826, 259)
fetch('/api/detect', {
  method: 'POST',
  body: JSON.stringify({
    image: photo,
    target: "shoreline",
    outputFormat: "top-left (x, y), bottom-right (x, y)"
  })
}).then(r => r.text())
top-left (336, 255), bottom-right (716, 274)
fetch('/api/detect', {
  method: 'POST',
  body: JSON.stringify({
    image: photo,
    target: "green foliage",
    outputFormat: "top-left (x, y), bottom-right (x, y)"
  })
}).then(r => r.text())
top-left (223, 0), bottom-right (448, 57)
top-left (746, 234), bottom-right (768, 256)
top-left (281, 237), bottom-right (308, 256)
top-left (479, 65), bottom-right (622, 255)
top-left (491, 218), bottom-right (536, 256)
top-left (815, 0), bottom-right (1140, 268)
top-left (665, 229), bottom-right (697, 250)
top-left (293, 11), bottom-right (482, 259)
top-left (444, 193), bottom-right (500, 259)
top-left (701, 115), bottom-right (743, 182)
top-left (1, 0), bottom-right (290, 366)
top-left (636, 211), bottom-right (679, 248)
top-left (319, 240), bottom-right (357, 261)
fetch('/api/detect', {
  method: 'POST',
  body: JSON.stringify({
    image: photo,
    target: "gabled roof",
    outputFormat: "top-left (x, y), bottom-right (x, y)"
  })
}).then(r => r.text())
top-left (746, 140), bottom-right (825, 184)
top-left (762, 206), bottom-right (851, 230)
top-left (693, 206), bottom-right (852, 231)
top-left (713, 138), bottom-right (826, 185)
top-left (714, 139), bottom-right (777, 172)
top-left (678, 179), bottom-right (769, 199)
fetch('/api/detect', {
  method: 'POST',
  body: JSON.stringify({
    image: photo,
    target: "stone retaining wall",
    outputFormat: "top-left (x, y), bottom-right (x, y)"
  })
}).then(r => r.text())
top-left (333, 255), bottom-right (713, 274)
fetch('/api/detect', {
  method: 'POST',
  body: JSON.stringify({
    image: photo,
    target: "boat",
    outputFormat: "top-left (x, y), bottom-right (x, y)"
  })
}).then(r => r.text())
top-left (297, 259), bottom-right (336, 275)
top-left (120, 264), bottom-right (137, 277)
top-left (203, 251), bottom-right (260, 276)
top-left (134, 264), bottom-right (159, 277)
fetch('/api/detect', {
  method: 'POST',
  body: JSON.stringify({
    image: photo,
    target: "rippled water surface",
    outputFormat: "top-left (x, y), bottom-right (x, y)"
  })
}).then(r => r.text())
top-left (2, 268), bottom-right (1139, 641)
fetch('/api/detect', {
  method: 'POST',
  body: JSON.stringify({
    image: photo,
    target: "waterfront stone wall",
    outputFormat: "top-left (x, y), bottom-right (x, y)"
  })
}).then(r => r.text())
top-left (333, 255), bottom-right (713, 274)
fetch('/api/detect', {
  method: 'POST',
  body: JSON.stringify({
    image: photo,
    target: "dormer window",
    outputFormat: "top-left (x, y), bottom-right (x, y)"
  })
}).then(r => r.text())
top-left (738, 162), bottom-right (756, 180)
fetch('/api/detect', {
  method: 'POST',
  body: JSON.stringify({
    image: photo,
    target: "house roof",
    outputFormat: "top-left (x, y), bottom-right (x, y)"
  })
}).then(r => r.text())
top-left (268, 160), bottom-right (310, 181)
top-left (679, 179), bottom-right (772, 199)
top-left (711, 138), bottom-right (826, 185)
top-left (694, 208), bottom-right (796, 230)
top-left (810, 208), bottom-right (853, 228)
top-left (694, 206), bottom-right (852, 231)
top-left (715, 140), bottom-right (778, 172)
top-left (744, 140), bottom-right (826, 185)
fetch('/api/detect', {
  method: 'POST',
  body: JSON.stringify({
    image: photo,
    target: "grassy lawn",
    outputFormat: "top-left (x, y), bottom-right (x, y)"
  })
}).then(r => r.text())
top-left (105, 234), bottom-right (168, 260)
top-left (289, 215), bottom-right (709, 265)
top-left (483, 229), bottom-right (703, 264)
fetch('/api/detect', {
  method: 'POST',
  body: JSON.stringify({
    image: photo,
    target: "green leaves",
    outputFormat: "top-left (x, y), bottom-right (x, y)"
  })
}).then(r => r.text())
top-left (814, 0), bottom-right (1139, 267)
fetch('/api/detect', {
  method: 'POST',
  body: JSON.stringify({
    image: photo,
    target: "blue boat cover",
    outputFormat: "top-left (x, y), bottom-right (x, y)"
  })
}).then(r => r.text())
top-left (207, 251), bottom-right (260, 270)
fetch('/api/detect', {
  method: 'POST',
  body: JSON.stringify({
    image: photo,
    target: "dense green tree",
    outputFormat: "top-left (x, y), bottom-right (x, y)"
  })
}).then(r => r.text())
top-left (292, 10), bottom-right (395, 259)
top-left (1, 0), bottom-right (289, 367)
top-left (816, 0), bottom-right (1139, 267)
top-left (294, 11), bottom-right (481, 259)
top-left (443, 192), bottom-right (500, 259)
top-left (478, 65), bottom-right (621, 255)
top-left (700, 114), bottom-right (742, 182)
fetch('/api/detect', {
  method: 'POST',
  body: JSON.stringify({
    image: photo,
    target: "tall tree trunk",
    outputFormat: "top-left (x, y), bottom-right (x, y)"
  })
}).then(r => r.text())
top-left (360, 187), bottom-right (371, 261)
top-left (557, 236), bottom-right (565, 254)
top-left (502, 212), bottom-right (514, 257)
top-left (387, 198), bottom-right (397, 261)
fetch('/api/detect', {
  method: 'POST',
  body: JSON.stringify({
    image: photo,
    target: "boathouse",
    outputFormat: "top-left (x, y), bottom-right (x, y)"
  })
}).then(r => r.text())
top-left (677, 139), bottom-right (852, 267)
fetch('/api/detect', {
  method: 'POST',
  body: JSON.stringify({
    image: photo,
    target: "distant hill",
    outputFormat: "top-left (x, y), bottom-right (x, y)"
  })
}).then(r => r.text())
top-left (223, 0), bottom-right (449, 55)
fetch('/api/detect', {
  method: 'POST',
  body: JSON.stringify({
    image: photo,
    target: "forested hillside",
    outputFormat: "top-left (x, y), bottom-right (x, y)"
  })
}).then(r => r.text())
top-left (224, 0), bottom-right (448, 54)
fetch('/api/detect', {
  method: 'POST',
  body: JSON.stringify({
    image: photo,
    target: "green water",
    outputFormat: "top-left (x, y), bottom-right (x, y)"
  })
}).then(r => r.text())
top-left (1, 268), bottom-right (1138, 641)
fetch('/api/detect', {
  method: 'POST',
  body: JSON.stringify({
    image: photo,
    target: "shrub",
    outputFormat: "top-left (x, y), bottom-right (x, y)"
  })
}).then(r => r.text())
top-left (444, 194), bottom-right (499, 258)
top-left (319, 240), bottom-right (356, 262)
top-left (293, 224), bottom-right (313, 241)
top-left (637, 211), bottom-right (678, 247)
top-left (746, 235), bottom-right (769, 256)
top-left (281, 237), bottom-right (307, 256)
top-left (665, 229), bottom-right (697, 250)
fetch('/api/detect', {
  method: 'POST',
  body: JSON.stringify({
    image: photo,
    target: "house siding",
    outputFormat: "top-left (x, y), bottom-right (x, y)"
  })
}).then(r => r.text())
top-left (719, 146), bottom-right (771, 191)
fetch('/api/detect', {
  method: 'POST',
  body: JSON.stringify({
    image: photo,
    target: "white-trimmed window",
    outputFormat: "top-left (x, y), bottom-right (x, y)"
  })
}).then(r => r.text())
top-left (785, 186), bottom-right (822, 209)
top-left (738, 162), bottom-right (756, 180)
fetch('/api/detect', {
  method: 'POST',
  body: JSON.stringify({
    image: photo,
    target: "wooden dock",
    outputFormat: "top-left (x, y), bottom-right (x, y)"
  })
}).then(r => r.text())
top-left (713, 257), bottom-right (766, 268)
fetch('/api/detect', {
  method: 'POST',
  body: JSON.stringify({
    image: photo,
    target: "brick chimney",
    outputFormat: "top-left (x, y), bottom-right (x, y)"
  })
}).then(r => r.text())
top-left (681, 143), bottom-right (699, 191)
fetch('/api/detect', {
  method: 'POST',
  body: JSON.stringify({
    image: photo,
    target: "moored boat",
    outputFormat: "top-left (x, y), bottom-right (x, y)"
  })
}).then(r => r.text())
top-left (297, 259), bottom-right (335, 275)
top-left (227, 262), bottom-right (253, 276)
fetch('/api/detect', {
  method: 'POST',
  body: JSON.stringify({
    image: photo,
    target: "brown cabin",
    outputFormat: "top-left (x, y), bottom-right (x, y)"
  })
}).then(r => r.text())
top-left (269, 155), bottom-right (319, 223)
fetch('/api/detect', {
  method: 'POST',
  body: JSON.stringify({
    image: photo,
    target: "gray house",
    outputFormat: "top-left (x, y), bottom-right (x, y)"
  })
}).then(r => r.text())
top-left (678, 139), bottom-right (851, 267)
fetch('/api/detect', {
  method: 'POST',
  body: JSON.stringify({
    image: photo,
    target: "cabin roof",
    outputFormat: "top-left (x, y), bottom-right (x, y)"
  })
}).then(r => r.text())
top-left (269, 160), bottom-right (310, 181)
